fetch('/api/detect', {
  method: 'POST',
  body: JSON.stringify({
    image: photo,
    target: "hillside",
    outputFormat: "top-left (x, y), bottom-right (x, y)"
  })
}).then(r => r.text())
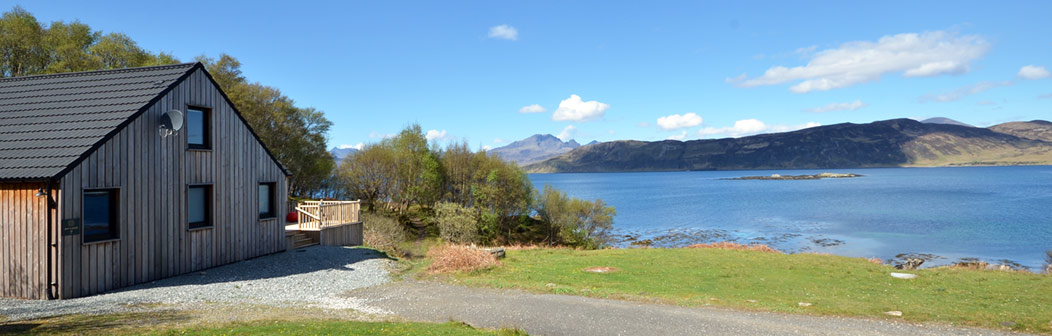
top-left (490, 134), bottom-right (582, 166)
top-left (526, 118), bottom-right (1052, 173)
top-left (988, 120), bottom-right (1052, 142)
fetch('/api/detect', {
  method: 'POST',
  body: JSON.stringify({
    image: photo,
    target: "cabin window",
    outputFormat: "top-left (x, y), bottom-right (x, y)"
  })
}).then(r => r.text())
top-left (187, 107), bottom-right (210, 149)
top-left (188, 185), bottom-right (212, 229)
top-left (83, 189), bottom-right (119, 243)
top-left (259, 182), bottom-right (276, 219)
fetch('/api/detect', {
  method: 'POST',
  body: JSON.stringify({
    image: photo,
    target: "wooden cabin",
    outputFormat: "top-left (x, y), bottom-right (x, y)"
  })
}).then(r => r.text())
top-left (0, 63), bottom-right (290, 299)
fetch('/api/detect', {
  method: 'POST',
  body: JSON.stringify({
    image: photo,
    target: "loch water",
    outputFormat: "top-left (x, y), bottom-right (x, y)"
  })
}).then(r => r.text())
top-left (530, 166), bottom-right (1052, 270)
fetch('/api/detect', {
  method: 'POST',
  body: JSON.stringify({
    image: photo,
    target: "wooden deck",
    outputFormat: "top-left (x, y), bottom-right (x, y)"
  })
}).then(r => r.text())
top-left (286, 200), bottom-right (363, 248)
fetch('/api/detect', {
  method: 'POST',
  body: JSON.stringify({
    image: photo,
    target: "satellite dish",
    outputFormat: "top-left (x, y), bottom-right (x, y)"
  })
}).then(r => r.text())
top-left (159, 110), bottom-right (183, 137)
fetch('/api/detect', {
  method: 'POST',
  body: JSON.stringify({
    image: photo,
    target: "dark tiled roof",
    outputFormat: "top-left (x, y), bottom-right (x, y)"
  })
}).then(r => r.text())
top-left (0, 63), bottom-right (196, 180)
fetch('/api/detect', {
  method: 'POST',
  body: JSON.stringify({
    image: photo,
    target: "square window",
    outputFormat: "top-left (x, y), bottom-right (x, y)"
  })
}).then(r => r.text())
top-left (259, 183), bottom-right (276, 219)
top-left (83, 189), bottom-right (118, 243)
top-left (188, 185), bottom-right (212, 229)
top-left (187, 107), bottom-right (210, 149)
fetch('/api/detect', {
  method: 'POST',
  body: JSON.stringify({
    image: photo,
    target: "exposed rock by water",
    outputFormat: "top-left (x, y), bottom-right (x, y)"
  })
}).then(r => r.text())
top-left (895, 258), bottom-right (925, 270)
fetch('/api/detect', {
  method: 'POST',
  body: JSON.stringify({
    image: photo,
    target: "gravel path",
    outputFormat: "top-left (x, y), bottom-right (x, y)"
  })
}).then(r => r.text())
top-left (347, 280), bottom-right (1031, 336)
top-left (0, 246), bottom-right (397, 321)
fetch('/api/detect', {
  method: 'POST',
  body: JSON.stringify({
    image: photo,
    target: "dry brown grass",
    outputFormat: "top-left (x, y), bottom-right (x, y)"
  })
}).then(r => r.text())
top-left (426, 244), bottom-right (501, 274)
top-left (686, 242), bottom-right (782, 254)
top-left (866, 258), bottom-right (883, 265)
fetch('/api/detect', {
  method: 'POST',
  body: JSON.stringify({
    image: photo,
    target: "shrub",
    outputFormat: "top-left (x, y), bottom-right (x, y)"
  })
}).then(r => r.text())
top-left (1045, 250), bottom-right (1052, 274)
top-left (534, 185), bottom-right (616, 249)
top-left (434, 202), bottom-right (479, 244)
top-left (686, 242), bottom-right (782, 254)
top-left (362, 212), bottom-right (408, 255)
top-left (426, 244), bottom-right (500, 274)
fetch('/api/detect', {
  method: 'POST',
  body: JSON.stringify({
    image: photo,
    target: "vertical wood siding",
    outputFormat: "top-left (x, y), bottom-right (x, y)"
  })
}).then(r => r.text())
top-left (54, 68), bottom-right (288, 299)
top-left (0, 183), bottom-right (49, 299)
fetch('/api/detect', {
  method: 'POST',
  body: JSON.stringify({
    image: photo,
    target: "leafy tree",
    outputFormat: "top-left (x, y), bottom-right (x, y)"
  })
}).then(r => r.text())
top-left (89, 32), bottom-right (151, 69)
top-left (535, 184), bottom-right (616, 248)
top-left (0, 6), bottom-right (47, 77)
top-left (472, 155), bottom-right (533, 241)
top-left (439, 141), bottom-right (480, 206)
top-left (0, 6), bottom-right (179, 77)
top-left (337, 143), bottom-right (397, 210)
top-left (385, 124), bottom-right (444, 212)
top-left (42, 20), bottom-right (98, 74)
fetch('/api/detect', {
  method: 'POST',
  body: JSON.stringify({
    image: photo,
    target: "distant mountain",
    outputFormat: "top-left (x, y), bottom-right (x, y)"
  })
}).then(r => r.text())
top-left (526, 118), bottom-right (1052, 173)
top-left (585, 140), bottom-right (600, 146)
top-left (330, 147), bottom-right (358, 163)
top-left (490, 134), bottom-right (581, 166)
top-left (921, 117), bottom-right (974, 128)
top-left (988, 120), bottom-right (1052, 142)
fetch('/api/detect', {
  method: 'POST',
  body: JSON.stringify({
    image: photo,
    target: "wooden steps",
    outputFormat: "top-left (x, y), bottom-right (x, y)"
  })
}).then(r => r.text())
top-left (287, 230), bottom-right (318, 249)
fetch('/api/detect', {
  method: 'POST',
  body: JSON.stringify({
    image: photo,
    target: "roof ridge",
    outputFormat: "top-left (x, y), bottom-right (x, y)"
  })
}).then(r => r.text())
top-left (0, 62), bottom-right (197, 83)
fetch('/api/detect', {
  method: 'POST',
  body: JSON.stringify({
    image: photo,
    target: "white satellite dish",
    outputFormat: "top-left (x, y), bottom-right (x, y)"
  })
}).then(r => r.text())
top-left (159, 110), bottom-right (183, 137)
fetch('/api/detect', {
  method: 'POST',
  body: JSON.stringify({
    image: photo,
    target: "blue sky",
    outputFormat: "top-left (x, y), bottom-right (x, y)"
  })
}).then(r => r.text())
top-left (13, 1), bottom-right (1052, 150)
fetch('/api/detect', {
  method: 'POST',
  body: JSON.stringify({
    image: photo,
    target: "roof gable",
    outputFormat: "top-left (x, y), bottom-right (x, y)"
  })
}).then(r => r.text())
top-left (0, 63), bottom-right (290, 181)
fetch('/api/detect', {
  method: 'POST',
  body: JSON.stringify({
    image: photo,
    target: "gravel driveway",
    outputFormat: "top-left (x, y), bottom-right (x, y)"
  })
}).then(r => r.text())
top-left (0, 246), bottom-right (397, 321)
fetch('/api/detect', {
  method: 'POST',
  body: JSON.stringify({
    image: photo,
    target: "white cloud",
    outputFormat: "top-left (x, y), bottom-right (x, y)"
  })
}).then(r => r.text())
top-left (667, 131), bottom-right (688, 140)
top-left (556, 125), bottom-right (577, 141)
top-left (656, 113), bottom-right (703, 130)
top-left (806, 99), bottom-right (867, 113)
top-left (552, 94), bottom-right (610, 122)
top-left (920, 80), bottom-right (1011, 102)
top-left (729, 31), bottom-right (989, 93)
top-left (425, 129), bottom-right (448, 141)
top-left (698, 119), bottom-right (821, 138)
top-left (976, 100), bottom-right (994, 106)
top-left (1040, 93), bottom-right (1052, 99)
top-left (637, 122), bottom-right (651, 128)
top-left (482, 145), bottom-right (493, 151)
top-left (488, 24), bottom-right (518, 41)
top-left (518, 104), bottom-right (547, 113)
top-left (338, 143), bottom-right (364, 150)
top-left (1018, 65), bottom-right (1051, 80)
top-left (494, 138), bottom-right (504, 144)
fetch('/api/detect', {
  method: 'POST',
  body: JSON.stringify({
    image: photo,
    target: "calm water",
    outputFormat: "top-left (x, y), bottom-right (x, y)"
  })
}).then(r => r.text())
top-left (530, 166), bottom-right (1052, 269)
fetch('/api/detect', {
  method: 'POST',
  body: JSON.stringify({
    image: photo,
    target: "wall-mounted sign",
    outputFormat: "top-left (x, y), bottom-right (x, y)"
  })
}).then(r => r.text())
top-left (62, 218), bottom-right (80, 236)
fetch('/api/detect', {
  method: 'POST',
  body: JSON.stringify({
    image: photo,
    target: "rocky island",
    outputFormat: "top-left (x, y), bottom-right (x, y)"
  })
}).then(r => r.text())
top-left (723, 173), bottom-right (863, 180)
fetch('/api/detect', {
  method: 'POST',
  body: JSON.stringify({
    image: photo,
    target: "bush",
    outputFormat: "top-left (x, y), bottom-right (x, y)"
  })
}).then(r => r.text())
top-left (362, 212), bottom-right (408, 255)
top-left (534, 185), bottom-right (616, 249)
top-left (1045, 250), bottom-right (1052, 274)
top-left (426, 244), bottom-right (500, 274)
top-left (434, 202), bottom-right (479, 244)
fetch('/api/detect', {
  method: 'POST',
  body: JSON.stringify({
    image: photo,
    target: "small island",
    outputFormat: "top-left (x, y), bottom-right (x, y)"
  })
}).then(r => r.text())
top-left (722, 172), bottom-right (863, 180)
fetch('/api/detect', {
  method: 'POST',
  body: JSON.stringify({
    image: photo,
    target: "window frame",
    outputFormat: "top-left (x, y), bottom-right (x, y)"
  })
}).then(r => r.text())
top-left (82, 188), bottom-right (120, 244)
top-left (186, 106), bottom-right (211, 150)
top-left (258, 182), bottom-right (277, 220)
top-left (187, 184), bottom-right (213, 230)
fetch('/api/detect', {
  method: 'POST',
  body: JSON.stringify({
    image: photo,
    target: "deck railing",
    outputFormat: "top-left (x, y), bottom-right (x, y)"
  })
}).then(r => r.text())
top-left (295, 200), bottom-right (361, 231)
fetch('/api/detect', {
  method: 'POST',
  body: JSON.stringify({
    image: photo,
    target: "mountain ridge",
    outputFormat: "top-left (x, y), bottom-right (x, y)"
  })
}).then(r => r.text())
top-left (490, 134), bottom-right (584, 166)
top-left (525, 118), bottom-right (1052, 173)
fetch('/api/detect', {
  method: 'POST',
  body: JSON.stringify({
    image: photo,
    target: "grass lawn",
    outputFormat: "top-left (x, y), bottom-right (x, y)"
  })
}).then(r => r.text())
top-left (0, 312), bottom-right (524, 336)
top-left (452, 248), bottom-right (1052, 334)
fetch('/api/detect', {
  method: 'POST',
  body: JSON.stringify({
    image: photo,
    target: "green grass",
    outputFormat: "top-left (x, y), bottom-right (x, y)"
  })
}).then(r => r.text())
top-left (453, 248), bottom-right (1052, 334)
top-left (0, 312), bottom-right (525, 335)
